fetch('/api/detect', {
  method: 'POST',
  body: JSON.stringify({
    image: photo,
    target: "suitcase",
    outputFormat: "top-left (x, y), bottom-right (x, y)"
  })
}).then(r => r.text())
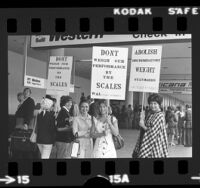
top-left (10, 128), bottom-right (37, 152)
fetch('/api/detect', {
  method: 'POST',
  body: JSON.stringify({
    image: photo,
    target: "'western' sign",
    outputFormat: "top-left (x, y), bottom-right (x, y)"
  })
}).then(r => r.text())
top-left (91, 46), bottom-right (128, 100)
top-left (47, 56), bottom-right (72, 94)
top-left (129, 46), bottom-right (162, 93)
top-left (31, 34), bottom-right (191, 47)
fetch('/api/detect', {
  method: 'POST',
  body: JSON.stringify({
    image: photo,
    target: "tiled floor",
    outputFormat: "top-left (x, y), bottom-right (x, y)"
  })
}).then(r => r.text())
top-left (117, 129), bottom-right (192, 158)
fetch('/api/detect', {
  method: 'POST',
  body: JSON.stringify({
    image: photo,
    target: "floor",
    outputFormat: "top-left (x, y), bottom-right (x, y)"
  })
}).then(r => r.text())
top-left (117, 129), bottom-right (192, 158)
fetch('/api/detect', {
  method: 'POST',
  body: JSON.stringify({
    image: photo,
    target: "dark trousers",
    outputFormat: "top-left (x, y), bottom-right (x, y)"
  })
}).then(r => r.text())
top-left (10, 148), bottom-right (40, 159)
top-left (9, 143), bottom-right (40, 159)
top-left (183, 128), bottom-right (192, 147)
top-left (177, 127), bottom-right (184, 145)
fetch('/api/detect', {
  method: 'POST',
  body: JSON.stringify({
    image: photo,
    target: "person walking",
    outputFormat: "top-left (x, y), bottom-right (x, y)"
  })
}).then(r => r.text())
top-left (183, 104), bottom-right (192, 147)
top-left (132, 94), bottom-right (168, 158)
top-left (166, 106), bottom-right (178, 146)
top-left (127, 104), bottom-right (134, 129)
top-left (177, 106), bottom-right (185, 145)
top-left (121, 105), bottom-right (128, 129)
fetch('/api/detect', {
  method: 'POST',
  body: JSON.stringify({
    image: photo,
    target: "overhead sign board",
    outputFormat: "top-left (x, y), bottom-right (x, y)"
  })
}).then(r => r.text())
top-left (31, 34), bottom-right (191, 47)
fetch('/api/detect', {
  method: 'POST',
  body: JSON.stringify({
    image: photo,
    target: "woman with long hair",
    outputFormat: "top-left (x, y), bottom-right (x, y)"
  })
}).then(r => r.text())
top-left (91, 100), bottom-right (119, 158)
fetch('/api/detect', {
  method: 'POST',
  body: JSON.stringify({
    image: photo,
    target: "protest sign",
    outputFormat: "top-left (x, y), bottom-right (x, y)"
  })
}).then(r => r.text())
top-left (129, 46), bottom-right (162, 93)
top-left (91, 46), bottom-right (128, 100)
top-left (47, 56), bottom-right (73, 95)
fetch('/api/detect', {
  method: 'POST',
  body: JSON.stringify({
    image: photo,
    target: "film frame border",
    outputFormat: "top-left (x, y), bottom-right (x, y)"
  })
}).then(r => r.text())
top-left (0, 6), bottom-right (199, 186)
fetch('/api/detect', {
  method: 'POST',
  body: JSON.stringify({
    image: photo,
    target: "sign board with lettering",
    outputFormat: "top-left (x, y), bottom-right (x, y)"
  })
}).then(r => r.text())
top-left (159, 80), bottom-right (192, 94)
top-left (47, 56), bottom-right (73, 94)
top-left (31, 34), bottom-right (191, 47)
top-left (91, 46), bottom-right (128, 100)
top-left (129, 46), bottom-right (162, 93)
top-left (24, 75), bottom-right (46, 89)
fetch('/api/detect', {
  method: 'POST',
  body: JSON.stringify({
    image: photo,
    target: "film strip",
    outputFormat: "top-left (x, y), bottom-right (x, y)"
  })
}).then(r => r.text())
top-left (0, 4), bottom-right (200, 187)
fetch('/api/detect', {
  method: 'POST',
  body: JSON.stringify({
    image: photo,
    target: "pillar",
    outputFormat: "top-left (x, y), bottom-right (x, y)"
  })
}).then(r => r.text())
top-left (125, 88), bottom-right (133, 107)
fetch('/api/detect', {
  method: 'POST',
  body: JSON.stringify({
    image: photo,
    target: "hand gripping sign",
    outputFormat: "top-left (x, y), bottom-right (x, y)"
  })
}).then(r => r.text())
top-left (91, 46), bottom-right (128, 100)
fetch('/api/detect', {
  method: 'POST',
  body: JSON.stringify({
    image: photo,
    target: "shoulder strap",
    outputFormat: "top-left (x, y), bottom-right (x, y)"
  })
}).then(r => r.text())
top-left (32, 115), bottom-right (38, 132)
top-left (111, 115), bottom-right (114, 124)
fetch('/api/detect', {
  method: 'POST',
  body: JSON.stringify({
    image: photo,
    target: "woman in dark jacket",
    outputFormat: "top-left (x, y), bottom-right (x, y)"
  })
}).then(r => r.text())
top-left (36, 97), bottom-right (56, 159)
top-left (55, 96), bottom-right (74, 158)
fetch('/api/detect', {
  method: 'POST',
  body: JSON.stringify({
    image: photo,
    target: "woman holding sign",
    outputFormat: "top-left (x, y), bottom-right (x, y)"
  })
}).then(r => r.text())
top-left (91, 100), bottom-right (119, 158)
top-left (132, 94), bottom-right (168, 158)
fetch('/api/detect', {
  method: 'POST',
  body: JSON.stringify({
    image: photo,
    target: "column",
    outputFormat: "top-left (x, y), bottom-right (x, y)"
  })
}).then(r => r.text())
top-left (125, 88), bottom-right (133, 107)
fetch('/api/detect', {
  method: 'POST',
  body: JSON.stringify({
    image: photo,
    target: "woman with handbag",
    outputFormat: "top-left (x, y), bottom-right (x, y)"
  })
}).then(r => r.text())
top-left (91, 100), bottom-right (119, 158)
top-left (72, 99), bottom-right (94, 158)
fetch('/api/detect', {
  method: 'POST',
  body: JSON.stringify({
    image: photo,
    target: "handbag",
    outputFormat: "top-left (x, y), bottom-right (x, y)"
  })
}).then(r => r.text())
top-left (110, 115), bottom-right (124, 150)
top-left (70, 132), bottom-right (80, 158)
top-left (30, 115), bottom-right (38, 143)
top-left (112, 134), bottom-right (124, 150)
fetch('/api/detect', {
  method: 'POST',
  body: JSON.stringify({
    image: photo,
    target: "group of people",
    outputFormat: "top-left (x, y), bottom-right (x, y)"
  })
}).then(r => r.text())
top-left (165, 104), bottom-right (192, 147)
top-left (11, 88), bottom-right (120, 159)
top-left (10, 88), bottom-right (192, 159)
top-left (111, 104), bottom-right (151, 130)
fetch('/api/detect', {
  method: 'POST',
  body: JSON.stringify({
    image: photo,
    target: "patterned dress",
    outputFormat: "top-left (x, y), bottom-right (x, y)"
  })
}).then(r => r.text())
top-left (72, 115), bottom-right (93, 158)
top-left (132, 111), bottom-right (168, 158)
top-left (92, 117), bottom-right (117, 158)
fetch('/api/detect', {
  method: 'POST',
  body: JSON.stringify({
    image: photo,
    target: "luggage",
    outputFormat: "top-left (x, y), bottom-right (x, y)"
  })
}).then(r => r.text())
top-left (10, 128), bottom-right (37, 152)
